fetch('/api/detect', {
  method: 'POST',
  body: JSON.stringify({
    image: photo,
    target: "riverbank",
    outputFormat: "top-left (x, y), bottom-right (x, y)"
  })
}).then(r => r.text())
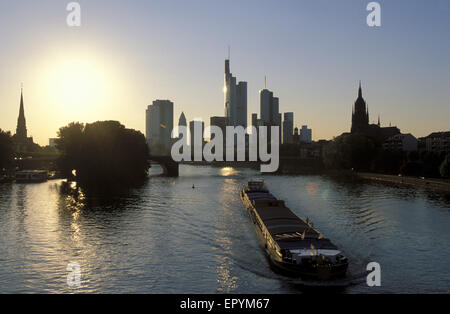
top-left (357, 172), bottom-right (450, 194)
top-left (180, 160), bottom-right (260, 169)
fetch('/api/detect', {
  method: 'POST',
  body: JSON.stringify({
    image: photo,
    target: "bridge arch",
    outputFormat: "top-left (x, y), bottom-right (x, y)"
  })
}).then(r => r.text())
top-left (149, 156), bottom-right (179, 177)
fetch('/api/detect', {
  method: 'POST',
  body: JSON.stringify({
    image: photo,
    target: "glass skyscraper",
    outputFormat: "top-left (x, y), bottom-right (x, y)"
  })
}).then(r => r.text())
top-left (224, 59), bottom-right (247, 128)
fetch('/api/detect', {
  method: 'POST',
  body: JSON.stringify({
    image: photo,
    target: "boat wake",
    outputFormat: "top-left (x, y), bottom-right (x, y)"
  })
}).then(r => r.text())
top-left (230, 254), bottom-right (368, 289)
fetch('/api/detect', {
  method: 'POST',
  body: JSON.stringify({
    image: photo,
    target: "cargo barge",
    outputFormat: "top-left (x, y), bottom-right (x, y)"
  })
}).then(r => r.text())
top-left (241, 181), bottom-right (348, 280)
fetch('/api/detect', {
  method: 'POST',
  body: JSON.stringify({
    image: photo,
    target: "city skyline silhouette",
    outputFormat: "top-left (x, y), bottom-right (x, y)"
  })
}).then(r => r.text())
top-left (0, 0), bottom-right (449, 146)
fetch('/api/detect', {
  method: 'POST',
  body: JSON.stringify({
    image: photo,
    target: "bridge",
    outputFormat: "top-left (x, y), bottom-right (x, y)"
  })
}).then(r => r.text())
top-left (14, 154), bottom-right (179, 177)
top-left (14, 154), bottom-right (59, 171)
top-left (149, 155), bottom-right (179, 177)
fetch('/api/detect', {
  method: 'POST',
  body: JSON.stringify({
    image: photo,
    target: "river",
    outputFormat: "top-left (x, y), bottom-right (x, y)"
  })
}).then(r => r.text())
top-left (0, 165), bottom-right (449, 293)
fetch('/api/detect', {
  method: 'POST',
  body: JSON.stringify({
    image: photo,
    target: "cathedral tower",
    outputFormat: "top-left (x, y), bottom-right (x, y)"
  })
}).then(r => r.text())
top-left (351, 82), bottom-right (369, 133)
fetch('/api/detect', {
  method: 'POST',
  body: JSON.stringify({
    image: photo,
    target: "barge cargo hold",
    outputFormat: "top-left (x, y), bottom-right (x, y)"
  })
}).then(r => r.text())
top-left (241, 181), bottom-right (348, 280)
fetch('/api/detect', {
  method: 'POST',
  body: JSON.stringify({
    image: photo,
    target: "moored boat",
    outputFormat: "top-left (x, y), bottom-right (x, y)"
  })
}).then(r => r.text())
top-left (0, 175), bottom-right (14, 183)
top-left (241, 180), bottom-right (348, 280)
top-left (15, 170), bottom-right (48, 183)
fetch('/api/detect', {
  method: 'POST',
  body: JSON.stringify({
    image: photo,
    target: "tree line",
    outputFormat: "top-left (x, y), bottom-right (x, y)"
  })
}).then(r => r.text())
top-left (0, 129), bottom-right (14, 170)
top-left (1, 121), bottom-right (150, 188)
top-left (322, 133), bottom-right (449, 178)
top-left (56, 121), bottom-right (150, 188)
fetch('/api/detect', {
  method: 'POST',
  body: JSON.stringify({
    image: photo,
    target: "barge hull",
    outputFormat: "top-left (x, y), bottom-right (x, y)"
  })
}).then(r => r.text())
top-left (241, 181), bottom-right (348, 280)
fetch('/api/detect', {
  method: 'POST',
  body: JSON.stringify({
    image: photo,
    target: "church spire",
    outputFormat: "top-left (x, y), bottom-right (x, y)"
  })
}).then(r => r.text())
top-left (178, 111), bottom-right (187, 127)
top-left (16, 85), bottom-right (27, 139)
top-left (351, 82), bottom-right (369, 133)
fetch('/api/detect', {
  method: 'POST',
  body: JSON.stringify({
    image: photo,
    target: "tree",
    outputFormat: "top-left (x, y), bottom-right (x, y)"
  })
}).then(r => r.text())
top-left (399, 161), bottom-right (422, 177)
top-left (440, 154), bottom-right (450, 178)
top-left (56, 122), bottom-right (85, 177)
top-left (398, 150), bottom-right (422, 176)
top-left (407, 150), bottom-right (420, 163)
top-left (421, 151), bottom-right (443, 178)
top-left (322, 133), bottom-right (378, 171)
top-left (0, 129), bottom-right (13, 169)
top-left (57, 121), bottom-right (150, 187)
top-left (371, 149), bottom-right (404, 174)
top-left (280, 143), bottom-right (300, 157)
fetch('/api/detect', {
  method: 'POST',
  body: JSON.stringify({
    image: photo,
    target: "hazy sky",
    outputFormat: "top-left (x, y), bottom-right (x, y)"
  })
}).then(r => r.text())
top-left (0, 0), bottom-right (449, 145)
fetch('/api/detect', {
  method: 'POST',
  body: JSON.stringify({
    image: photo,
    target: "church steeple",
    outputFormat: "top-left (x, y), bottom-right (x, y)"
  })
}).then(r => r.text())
top-left (16, 86), bottom-right (27, 139)
top-left (358, 80), bottom-right (362, 99)
top-left (351, 81), bottom-right (369, 133)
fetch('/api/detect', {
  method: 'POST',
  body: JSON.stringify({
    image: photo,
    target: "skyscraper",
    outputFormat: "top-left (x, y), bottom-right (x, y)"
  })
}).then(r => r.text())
top-left (259, 88), bottom-right (280, 127)
top-left (300, 125), bottom-right (312, 143)
top-left (210, 116), bottom-right (227, 153)
top-left (146, 100), bottom-right (174, 156)
top-left (293, 127), bottom-right (299, 143)
top-left (283, 112), bottom-right (294, 144)
top-left (175, 112), bottom-right (188, 155)
top-left (258, 86), bottom-right (281, 143)
top-left (224, 59), bottom-right (247, 128)
top-left (259, 89), bottom-right (272, 125)
top-left (178, 112), bottom-right (187, 127)
top-left (210, 116), bottom-right (227, 136)
top-left (251, 113), bottom-right (258, 128)
top-left (189, 120), bottom-right (205, 158)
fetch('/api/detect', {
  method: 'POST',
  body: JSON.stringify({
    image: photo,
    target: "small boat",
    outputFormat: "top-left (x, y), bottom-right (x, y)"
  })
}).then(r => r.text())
top-left (15, 170), bottom-right (48, 183)
top-left (241, 180), bottom-right (348, 280)
top-left (0, 175), bottom-right (14, 183)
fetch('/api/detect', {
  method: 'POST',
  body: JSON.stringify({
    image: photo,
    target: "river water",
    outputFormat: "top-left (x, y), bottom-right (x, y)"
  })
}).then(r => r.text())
top-left (0, 165), bottom-right (449, 293)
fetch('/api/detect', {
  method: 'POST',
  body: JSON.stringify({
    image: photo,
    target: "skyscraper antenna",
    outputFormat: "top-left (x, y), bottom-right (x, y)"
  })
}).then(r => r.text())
top-left (264, 76), bottom-right (267, 89)
top-left (228, 45), bottom-right (230, 60)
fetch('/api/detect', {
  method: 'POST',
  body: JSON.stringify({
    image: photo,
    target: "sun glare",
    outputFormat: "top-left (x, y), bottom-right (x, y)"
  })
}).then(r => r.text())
top-left (35, 47), bottom-right (124, 125)
top-left (47, 58), bottom-right (105, 108)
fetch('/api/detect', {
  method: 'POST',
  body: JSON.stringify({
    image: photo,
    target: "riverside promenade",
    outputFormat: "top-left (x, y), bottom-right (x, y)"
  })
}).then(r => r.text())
top-left (358, 172), bottom-right (450, 194)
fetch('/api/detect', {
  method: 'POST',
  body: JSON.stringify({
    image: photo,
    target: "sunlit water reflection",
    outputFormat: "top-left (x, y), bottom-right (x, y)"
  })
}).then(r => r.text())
top-left (0, 165), bottom-right (449, 293)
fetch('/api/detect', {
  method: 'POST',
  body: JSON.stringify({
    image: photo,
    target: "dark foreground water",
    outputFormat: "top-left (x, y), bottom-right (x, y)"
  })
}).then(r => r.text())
top-left (0, 165), bottom-right (449, 293)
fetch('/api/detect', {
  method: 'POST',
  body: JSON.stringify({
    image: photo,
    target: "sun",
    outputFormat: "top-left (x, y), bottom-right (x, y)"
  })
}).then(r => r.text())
top-left (47, 57), bottom-right (106, 109)
top-left (24, 45), bottom-right (130, 143)
top-left (36, 46), bottom-right (123, 124)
